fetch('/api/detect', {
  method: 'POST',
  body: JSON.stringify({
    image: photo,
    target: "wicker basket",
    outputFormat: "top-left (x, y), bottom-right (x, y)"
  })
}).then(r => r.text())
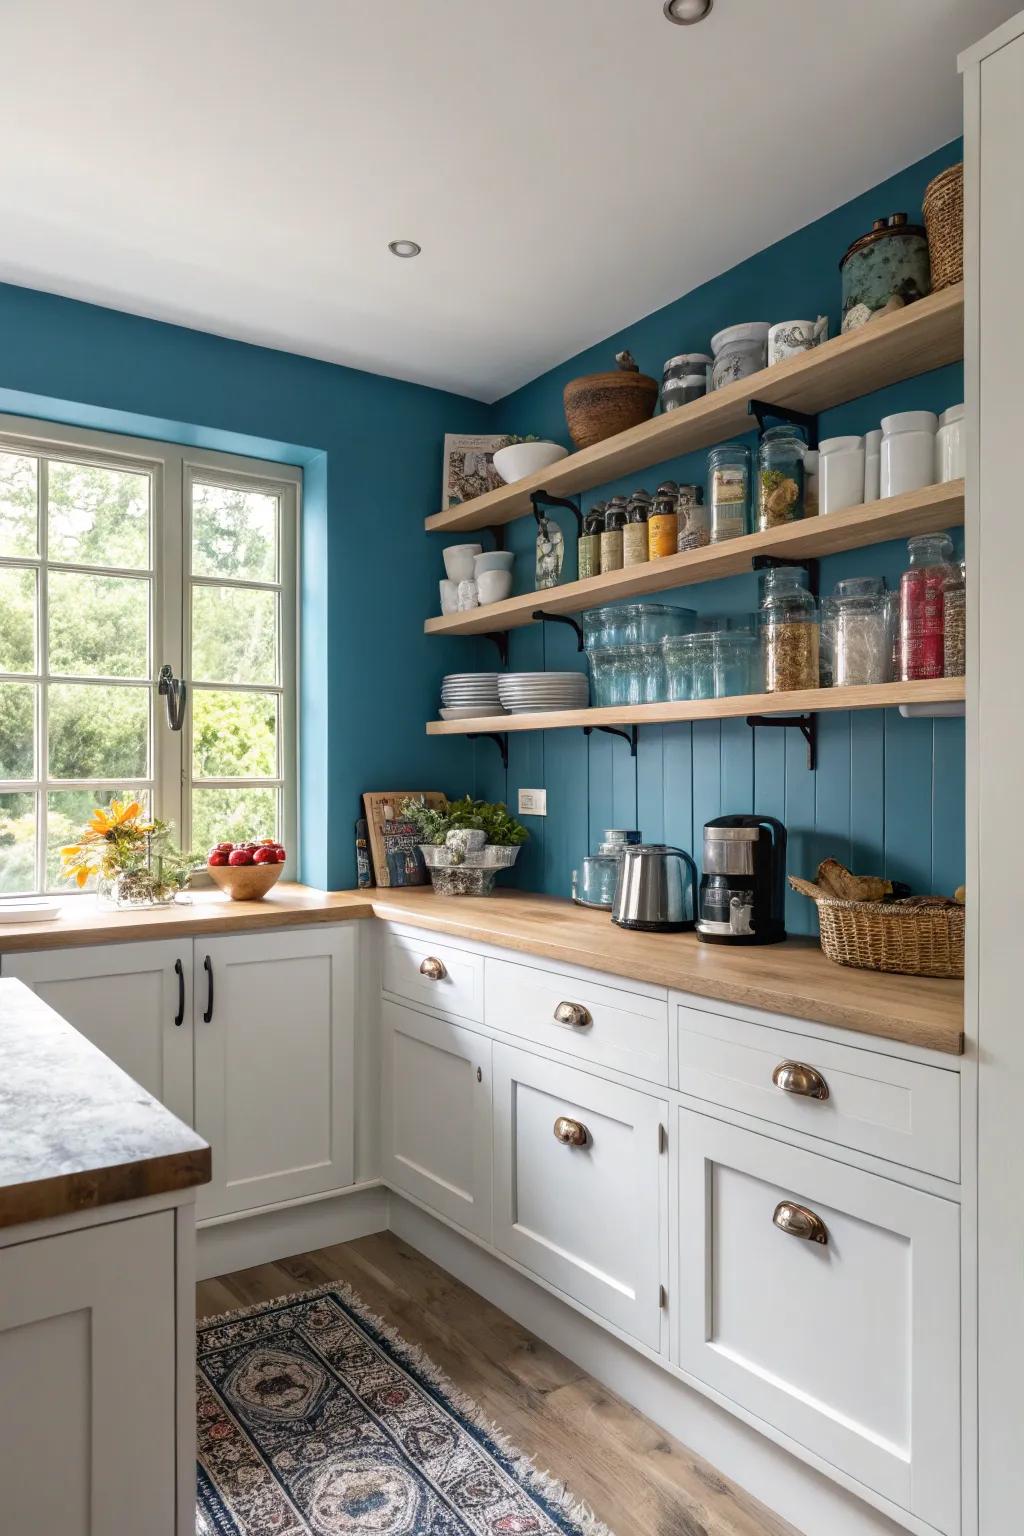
top-left (789, 876), bottom-right (964, 978)
top-left (563, 367), bottom-right (658, 448)
top-left (922, 163), bottom-right (964, 291)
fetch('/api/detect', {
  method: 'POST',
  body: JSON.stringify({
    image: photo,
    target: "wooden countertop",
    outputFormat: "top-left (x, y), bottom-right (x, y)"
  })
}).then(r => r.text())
top-left (0, 884), bottom-right (963, 1056)
top-left (0, 978), bottom-right (210, 1230)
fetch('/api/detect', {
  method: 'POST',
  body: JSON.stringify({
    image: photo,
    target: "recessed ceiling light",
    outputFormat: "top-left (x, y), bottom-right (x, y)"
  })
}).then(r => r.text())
top-left (663, 0), bottom-right (713, 23)
top-left (388, 239), bottom-right (422, 258)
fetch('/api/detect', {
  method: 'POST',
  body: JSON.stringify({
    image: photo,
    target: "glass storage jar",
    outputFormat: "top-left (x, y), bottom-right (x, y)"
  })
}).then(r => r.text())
top-left (600, 496), bottom-right (627, 573)
top-left (587, 645), bottom-right (630, 706)
top-left (707, 443), bottom-right (751, 543)
top-left (832, 579), bottom-right (892, 686)
top-left (898, 533), bottom-right (955, 680)
top-left (713, 631), bottom-right (759, 696)
top-left (624, 643), bottom-right (664, 704)
top-left (675, 484), bottom-right (709, 551)
top-left (757, 423), bottom-right (807, 530)
top-left (943, 561), bottom-right (966, 677)
top-left (759, 566), bottom-right (819, 692)
top-left (578, 503), bottom-right (605, 579)
top-left (649, 482), bottom-right (679, 560)
top-left (622, 490), bottom-right (651, 567)
top-left (661, 634), bottom-right (694, 701)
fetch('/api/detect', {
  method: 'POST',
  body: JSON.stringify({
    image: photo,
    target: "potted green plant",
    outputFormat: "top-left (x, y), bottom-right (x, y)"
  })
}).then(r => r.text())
top-left (402, 796), bottom-right (528, 896)
top-left (492, 434), bottom-right (569, 485)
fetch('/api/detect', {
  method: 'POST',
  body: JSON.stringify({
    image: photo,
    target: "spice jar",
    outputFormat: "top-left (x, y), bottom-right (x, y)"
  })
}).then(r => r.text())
top-left (757, 423), bottom-right (807, 530)
top-left (623, 490), bottom-right (651, 567)
top-left (676, 484), bottom-right (709, 551)
top-left (648, 482), bottom-right (679, 560)
top-left (600, 496), bottom-right (627, 574)
top-left (898, 533), bottom-right (955, 680)
top-left (832, 578), bottom-right (892, 686)
top-left (759, 566), bottom-right (819, 692)
top-left (707, 443), bottom-right (750, 543)
top-left (943, 561), bottom-right (966, 677)
top-left (578, 503), bottom-right (604, 580)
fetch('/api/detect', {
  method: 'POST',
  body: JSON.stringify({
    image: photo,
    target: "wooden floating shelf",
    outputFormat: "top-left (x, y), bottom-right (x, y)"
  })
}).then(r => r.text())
top-left (426, 283), bottom-right (964, 535)
top-left (426, 678), bottom-right (965, 736)
top-left (425, 480), bottom-right (964, 637)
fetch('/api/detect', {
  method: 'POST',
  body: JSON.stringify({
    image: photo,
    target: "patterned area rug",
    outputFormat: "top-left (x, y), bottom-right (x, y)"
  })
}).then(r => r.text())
top-left (196, 1281), bottom-right (615, 1535)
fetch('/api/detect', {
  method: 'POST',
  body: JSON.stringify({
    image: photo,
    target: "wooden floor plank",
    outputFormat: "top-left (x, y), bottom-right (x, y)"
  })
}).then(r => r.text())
top-left (196, 1232), bottom-right (801, 1536)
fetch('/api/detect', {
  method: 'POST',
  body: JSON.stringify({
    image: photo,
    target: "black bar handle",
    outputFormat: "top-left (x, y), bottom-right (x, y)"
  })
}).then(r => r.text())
top-left (203, 955), bottom-right (214, 1023)
top-left (173, 958), bottom-right (185, 1027)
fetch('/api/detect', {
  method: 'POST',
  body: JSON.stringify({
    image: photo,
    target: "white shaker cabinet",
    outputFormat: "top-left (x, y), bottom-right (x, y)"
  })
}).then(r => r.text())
top-left (193, 925), bottom-right (356, 1219)
top-left (3, 940), bottom-right (193, 1127)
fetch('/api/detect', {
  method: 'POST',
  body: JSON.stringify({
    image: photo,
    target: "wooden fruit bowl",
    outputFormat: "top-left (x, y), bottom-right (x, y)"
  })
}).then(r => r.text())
top-left (208, 862), bottom-right (284, 902)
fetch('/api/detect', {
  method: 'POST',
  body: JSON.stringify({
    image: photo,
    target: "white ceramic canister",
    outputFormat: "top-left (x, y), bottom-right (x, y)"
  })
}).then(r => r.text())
top-left (710, 322), bottom-right (771, 391)
top-left (880, 410), bottom-right (938, 497)
top-left (818, 435), bottom-right (865, 515)
top-left (803, 449), bottom-right (820, 516)
top-left (767, 316), bottom-right (829, 367)
top-left (863, 428), bottom-right (882, 502)
top-left (936, 403), bottom-right (965, 483)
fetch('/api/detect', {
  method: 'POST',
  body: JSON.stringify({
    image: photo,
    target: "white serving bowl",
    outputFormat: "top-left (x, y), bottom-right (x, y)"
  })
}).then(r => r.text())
top-left (477, 569), bottom-right (514, 604)
top-left (443, 543), bottom-right (483, 581)
top-left (492, 441), bottom-right (569, 484)
top-left (473, 550), bottom-right (515, 575)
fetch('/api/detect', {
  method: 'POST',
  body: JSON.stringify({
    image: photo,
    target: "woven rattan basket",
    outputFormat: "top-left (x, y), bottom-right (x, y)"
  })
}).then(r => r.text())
top-left (922, 163), bottom-right (964, 291)
top-left (789, 876), bottom-right (964, 978)
top-left (563, 365), bottom-right (658, 449)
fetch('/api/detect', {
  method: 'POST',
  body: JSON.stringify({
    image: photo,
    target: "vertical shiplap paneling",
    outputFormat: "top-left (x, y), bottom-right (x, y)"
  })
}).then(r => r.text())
top-left (931, 717), bottom-right (967, 896)
top-left (784, 724), bottom-right (818, 934)
top-left (636, 726), bottom-right (665, 843)
top-left (543, 728), bottom-right (588, 898)
top-left (850, 710), bottom-right (886, 870)
top-left (507, 731), bottom-right (544, 890)
top-left (587, 731), bottom-right (616, 844)
top-left (883, 711), bottom-right (935, 890)
top-left (811, 712), bottom-right (853, 872)
top-left (662, 723), bottom-right (694, 851)
top-left (719, 717), bottom-right (754, 813)
top-left (612, 732), bottom-right (639, 829)
top-left (691, 721), bottom-right (723, 860)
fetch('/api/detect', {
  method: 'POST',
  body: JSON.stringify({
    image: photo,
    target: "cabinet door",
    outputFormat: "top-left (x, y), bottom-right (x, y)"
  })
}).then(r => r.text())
top-left (0, 1213), bottom-right (176, 1535)
top-left (3, 941), bottom-right (193, 1125)
top-left (194, 926), bottom-right (355, 1219)
top-left (678, 1110), bottom-right (959, 1534)
top-left (492, 1043), bottom-right (667, 1350)
top-left (382, 999), bottom-right (492, 1239)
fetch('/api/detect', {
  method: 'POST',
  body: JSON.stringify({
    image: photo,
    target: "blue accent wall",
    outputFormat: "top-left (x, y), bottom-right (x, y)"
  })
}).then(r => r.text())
top-left (467, 140), bottom-right (965, 930)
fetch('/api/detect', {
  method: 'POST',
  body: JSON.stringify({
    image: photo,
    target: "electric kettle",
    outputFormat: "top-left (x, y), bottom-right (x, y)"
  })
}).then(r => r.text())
top-left (611, 844), bottom-right (698, 932)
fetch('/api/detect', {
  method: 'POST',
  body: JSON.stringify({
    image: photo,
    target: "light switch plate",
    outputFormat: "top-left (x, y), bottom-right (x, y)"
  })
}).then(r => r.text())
top-left (518, 788), bottom-right (547, 816)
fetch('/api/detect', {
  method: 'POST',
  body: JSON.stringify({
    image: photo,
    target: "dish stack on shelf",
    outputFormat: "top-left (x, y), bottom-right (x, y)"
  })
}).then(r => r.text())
top-left (439, 674), bottom-right (505, 720)
top-left (497, 672), bottom-right (589, 713)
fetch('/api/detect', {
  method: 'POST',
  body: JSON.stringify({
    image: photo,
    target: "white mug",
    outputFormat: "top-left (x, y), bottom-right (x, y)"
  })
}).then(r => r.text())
top-left (439, 579), bottom-right (459, 616)
top-left (768, 316), bottom-right (829, 366)
top-left (456, 578), bottom-right (479, 611)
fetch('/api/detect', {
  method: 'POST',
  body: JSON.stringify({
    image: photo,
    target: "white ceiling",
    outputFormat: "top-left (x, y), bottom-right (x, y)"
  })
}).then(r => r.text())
top-left (0, 0), bottom-right (1011, 402)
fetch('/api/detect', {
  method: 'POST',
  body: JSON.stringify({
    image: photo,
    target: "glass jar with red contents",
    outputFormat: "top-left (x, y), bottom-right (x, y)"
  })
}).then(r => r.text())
top-left (898, 533), bottom-right (955, 681)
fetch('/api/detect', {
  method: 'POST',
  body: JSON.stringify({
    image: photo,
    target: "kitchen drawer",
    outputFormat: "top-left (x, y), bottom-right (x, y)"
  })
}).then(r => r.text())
top-left (675, 1001), bottom-right (960, 1180)
top-left (381, 929), bottom-right (484, 1023)
top-left (486, 956), bottom-right (668, 1084)
top-left (492, 1043), bottom-right (667, 1350)
top-left (678, 1110), bottom-right (959, 1534)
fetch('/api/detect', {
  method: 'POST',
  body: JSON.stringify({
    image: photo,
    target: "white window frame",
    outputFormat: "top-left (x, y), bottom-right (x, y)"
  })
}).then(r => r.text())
top-left (0, 414), bottom-right (301, 892)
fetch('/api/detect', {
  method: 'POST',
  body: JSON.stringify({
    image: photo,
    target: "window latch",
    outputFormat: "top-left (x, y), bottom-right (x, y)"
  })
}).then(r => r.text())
top-left (158, 664), bottom-right (188, 732)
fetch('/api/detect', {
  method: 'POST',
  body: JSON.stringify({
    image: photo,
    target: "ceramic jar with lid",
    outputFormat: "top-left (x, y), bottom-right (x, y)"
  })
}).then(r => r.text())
top-left (759, 566), bottom-right (819, 692)
top-left (818, 435), bottom-right (866, 515)
top-left (756, 423), bottom-right (807, 530)
top-left (863, 429), bottom-right (883, 502)
top-left (880, 410), bottom-right (938, 498)
top-left (839, 213), bottom-right (931, 333)
top-left (662, 353), bottom-right (712, 411)
top-left (710, 323), bottom-right (771, 391)
top-left (936, 403), bottom-right (966, 483)
top-left (707, 443), bottom-right (751, 541)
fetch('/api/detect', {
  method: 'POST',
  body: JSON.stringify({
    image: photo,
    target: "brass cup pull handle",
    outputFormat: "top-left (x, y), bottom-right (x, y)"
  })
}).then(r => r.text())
top-left (771, 1060), bottom-right (829, 1101)
top-left (419, 956), bottom-right (447, 981)
top-left (554, 1001), bottom-right (592, 1029)
top-left (773, 1200), bottom-right (828, 1245)
top-left (553, 1116), bottom-right (589, 1148)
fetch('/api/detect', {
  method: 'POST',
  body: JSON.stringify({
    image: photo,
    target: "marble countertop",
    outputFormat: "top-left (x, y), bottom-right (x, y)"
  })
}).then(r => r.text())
top-left (0, 978), bottom-right (210, 1230)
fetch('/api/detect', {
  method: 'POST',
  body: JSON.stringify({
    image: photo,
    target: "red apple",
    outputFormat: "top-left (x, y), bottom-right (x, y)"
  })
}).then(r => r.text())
top-left (252, 846), bottom-right (278, 865)
top-left (208, 849), bottom-right (229, 867)
top-left (228, 848), bottom-right (254, 866)
top-left (216, 841), bottom-right (234, 852)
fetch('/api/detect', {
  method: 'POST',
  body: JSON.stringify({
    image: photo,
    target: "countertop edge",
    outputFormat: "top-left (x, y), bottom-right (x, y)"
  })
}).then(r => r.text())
top-left (0, 1145), bottom-right (213, 1232)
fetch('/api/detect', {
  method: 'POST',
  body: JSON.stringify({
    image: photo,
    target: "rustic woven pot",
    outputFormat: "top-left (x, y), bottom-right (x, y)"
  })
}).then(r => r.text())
top-left (563, 368), bottom-right (658, 448)
top-left (789, 876), bottom-right (964, 978)
top-left (922, 163), bottom-right (964, 291)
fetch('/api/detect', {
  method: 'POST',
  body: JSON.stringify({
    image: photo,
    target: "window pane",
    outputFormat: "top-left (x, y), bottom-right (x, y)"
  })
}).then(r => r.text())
top-left (0, 453), bottom-right (38, 558)
top-left (49, 570), bottom-right (149, 679)
top-left (0, 791), bottom-right (37, 893)
top-left (192, 584), bottom-right (277, 685)
top-left (191, 482), bottom-right (277, 582)
top-left (192, 690), bottom-right (277, 778)
top-left (0, 683), bottom-right (35, 779)
top-left (192, 786), bottom-right (277, 852)
top-left (0, 567), bottom-right (37, 674)
top-left (47, 683), bottom-right (149, 779)
top-left (48, 460), bottom-right (150, 569)
top-left (46, 787), bottom-right (149, 891)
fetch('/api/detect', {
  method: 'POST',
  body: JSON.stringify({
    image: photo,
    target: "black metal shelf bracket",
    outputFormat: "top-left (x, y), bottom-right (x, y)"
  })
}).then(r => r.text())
top-left (745, 712), bottom-right (818, 771)
top-left (531, 491), bottom-right (583, 537)
top-left (747, 397), bottom-right (819, 449)
top-left (583, 723), bottom-right (639, 757)
top-left (483, 525), bottom-right (506, 552)
top-left (532, 610), bottom-right (584, 652)
top-left (482, 631), bottom-right (510, 666)
top-left (467, 732), bottom-right (509, 771)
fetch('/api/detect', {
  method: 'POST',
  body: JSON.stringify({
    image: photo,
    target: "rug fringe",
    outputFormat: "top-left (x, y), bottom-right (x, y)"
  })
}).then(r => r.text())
top-left (198, 1278), bottom-right (617, 1536)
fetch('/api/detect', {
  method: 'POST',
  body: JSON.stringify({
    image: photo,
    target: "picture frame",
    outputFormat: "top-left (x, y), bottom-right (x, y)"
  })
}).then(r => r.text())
top-left (441, 433), bottom-right (509, 508)
top-left (361, 792), bottom-right (448, 888)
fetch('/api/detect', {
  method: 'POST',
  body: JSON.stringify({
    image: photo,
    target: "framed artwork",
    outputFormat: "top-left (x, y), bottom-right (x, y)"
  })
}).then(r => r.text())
top-left (441, 433), bottom-right (508, 507)
top-left (361, 792), bottom-right (448, 887)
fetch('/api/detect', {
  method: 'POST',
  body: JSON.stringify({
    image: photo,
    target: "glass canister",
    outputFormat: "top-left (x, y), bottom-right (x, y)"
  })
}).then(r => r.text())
top-left (899, 533), bottom-right (955, 680)
top-left (707, 443), bottom-right (751, 543)
top-left (625, 642), bottom-right (665, 704)
top-left (943, 561), bottom-right (966, 677)
top-left (578, 503), bottom-right (605, 579)
top-left (622, 489), bottom-right (652, 567)
top-left (587, 645), bottom-right (633, 706)
top-left (649, 481), bottom-right (679, 560)
top-left (571, 828), bottom-right (642, 910)
top-left (757, 423), bottom-right (807, 530)
top-left (676, 484), bottom-right (709, 551)
top-left (661, 634), bottom-right (694, 701)
top-left (833, 580), bottom-right (893, 686)
top-left (600, 496), bottom-right (627, 573)
top-left (713, 631), bottom-right (759, 696)
top-left (759, 566), bottom-right (819, 692)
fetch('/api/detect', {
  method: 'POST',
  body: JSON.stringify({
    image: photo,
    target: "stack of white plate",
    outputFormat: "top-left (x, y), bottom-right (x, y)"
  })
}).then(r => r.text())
top-left (440, 673), bottom-right (505, 720)
top-left (497, 672), bottom-right (590, 713)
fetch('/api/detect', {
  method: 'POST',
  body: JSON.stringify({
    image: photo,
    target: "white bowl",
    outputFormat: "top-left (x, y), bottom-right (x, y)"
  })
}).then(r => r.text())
top-left (473, 550), bottom-right (515, 575)
top-left (492, 442), bottom-right (569, 484)
top-left (443, 543), bottom-right (483, 581)
top-left (477, 570), bottom-right (514, 604)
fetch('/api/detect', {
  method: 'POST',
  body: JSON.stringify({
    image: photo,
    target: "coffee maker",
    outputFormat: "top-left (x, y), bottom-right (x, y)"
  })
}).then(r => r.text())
top-left (696, 815), bottom-right (787, 945)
